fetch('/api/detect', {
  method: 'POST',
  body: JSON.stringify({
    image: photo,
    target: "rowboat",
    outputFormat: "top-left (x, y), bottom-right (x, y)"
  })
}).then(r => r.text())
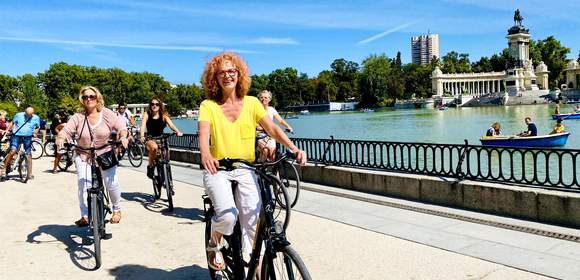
top-left (480, 132), bottom-right (570, 148)
top-left (552, 113), bottom-right (580, 120)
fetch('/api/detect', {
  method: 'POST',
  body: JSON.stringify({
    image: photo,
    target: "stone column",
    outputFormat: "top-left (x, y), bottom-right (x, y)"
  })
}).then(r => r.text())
top-left (468, 82), bottom-right (472, 95)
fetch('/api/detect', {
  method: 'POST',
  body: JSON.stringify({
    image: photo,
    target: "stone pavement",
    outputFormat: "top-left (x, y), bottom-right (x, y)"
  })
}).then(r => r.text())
top-left (0, 156), bottom-right (572, 279)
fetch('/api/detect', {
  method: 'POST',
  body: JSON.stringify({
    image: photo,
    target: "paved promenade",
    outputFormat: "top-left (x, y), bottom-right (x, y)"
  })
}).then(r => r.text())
top-left (1, 157), bottom-right (578, 279)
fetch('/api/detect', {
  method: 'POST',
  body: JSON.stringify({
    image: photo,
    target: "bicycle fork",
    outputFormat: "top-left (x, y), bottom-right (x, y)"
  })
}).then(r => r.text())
top-left (89, 165), bottom-right (112, 239)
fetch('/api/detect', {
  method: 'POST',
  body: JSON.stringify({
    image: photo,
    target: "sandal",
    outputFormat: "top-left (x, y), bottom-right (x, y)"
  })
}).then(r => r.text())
top-left (75, 217), bottom-right (89, 227)
top-left (110, 211), bottom-right (122, 224)
top-left (206, 242), bottom-right (225, 271)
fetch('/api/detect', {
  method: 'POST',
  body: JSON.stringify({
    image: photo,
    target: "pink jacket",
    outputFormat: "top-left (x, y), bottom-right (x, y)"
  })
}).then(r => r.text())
top-left (60, 108), bottom-right (127, 161)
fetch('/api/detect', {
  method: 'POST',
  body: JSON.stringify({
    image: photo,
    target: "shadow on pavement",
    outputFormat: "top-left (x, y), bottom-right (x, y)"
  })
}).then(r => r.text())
top-left (109, 264), bottom-right (210, 280)
top-left (122, 192), bottom-right (204, 222)
top-left (27, 224), bottom-right (99, 271)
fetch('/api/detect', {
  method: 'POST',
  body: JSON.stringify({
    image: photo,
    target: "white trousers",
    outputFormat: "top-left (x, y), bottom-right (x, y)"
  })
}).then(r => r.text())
top-left (203, 168), bottom-right (261, 255)
top-left (75, 156), bottom-right (122, 217)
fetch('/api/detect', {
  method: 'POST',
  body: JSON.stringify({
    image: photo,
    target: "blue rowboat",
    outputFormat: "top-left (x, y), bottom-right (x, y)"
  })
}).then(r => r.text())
top-left (480, 132), bottom-right (570, 148)
top-left (552, 113), bottom-right (580, 120)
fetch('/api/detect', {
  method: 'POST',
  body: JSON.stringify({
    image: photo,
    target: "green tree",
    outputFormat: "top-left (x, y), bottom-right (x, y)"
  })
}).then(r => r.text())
top-left (170, 83), bottom-right (204, 110)
top-left (18, 74), bottom-right (48, 118)
top-left (359, 54), bottom-right (392, 107)
top-left (314, 70), bottom-right (337, 103)
top-left (268, 68), bottom-right (300, 109)
top-left (471, 56), bottom-right (492, 73)
top-left (489, 49), bottom-right (509, 72)
top-left (535, 36), bottom-right (570, 89)
top-left (330, 58), bottom-right (359, 101)
top-left (442, 51), bottom-right (471, 73)
top-left (0, 74), bottom-right (20, 102)
top-left (297, 73), bottom-right (316, 103)
top-left (248, 74), bottom-right (269, 97)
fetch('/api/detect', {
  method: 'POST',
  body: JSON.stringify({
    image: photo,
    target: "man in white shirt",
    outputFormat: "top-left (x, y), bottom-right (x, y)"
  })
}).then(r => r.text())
top-left (116, 102), bottom-right (136, 127)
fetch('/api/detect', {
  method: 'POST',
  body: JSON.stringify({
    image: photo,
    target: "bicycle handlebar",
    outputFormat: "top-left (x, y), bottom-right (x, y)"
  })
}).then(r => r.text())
top-left (146, 133), bottom-right (177, 141)
top-left (218, 150), bottom-right (298, 171)
top-left (63, 141), bottom-right (121, 152)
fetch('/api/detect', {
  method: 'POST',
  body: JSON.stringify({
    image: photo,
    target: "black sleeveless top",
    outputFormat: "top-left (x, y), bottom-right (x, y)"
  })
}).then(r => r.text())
top-left (146, 115), bottom-right (166, 137)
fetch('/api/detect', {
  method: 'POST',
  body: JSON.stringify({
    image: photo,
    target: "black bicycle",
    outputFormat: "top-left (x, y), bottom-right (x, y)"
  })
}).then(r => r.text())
top-left (1, 135), bottom-right (32, 183)
top-left (43, 137), bottom-right (57, 157)
top-left (272, 151), bottom-right (301, 209)
top-left (256, 129), bottom-right (301, 209)
top-left (148, 134), bottom-right (175, 211)
top-left (202, 151), bottom-right (310, 280)
top-left (62, 141), bottom-right (119, 269)
top-left (118, 126), bottom-right (144, 167)
top-left (57, 139), bottom-right (76, 171)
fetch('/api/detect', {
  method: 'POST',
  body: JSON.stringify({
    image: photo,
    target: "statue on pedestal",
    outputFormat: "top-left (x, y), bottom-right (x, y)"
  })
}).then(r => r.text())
top-left (514, 9), bottom-right (523, 26)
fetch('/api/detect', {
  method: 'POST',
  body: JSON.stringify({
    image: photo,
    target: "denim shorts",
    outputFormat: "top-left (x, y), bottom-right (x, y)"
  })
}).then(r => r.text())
top-left (10, 135), bottom-right (33, 155)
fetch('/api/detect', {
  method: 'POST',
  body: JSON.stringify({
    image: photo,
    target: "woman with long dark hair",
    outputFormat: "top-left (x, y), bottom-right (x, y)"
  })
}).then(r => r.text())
top-left (139, 96), bottom-right (183, 178)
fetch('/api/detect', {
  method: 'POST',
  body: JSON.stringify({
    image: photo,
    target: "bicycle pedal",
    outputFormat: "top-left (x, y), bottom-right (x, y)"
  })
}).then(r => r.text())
top-left (103, 233), bottom-right (113, 240)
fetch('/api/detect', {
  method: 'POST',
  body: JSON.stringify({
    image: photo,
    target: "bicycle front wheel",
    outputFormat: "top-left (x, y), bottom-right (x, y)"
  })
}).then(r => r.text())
top-left (43, 141), bottom-right (56, 157)
top-left (275, 160), bottom-right (301, 208)
top-left (58, 151), bottom-right (73, 171)
top-left (163, 164), bottom-right (174, 211)
top-left (152, 165), bottom-right (162, 199)
top-left (31, 140), bottom-right (43, 159)
top-left (18, 155), bottom-right (29, 183)
top-left (128, 143), bottom-right (143, 167)
top-left (260, 246), bottom-right (311, 280)
top-left (265, 174), bottom-right (291, 231)
top-left (90, 194), bottom-right (102, 269)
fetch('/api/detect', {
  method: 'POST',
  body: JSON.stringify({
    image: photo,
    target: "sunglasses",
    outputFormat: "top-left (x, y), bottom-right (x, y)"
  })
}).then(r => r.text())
top-left (81, 95), bottom-right (97, 101)
top-left (150, 102), bottom-right (160, 107)
top-left (119, 106), bottom-right (126, 109)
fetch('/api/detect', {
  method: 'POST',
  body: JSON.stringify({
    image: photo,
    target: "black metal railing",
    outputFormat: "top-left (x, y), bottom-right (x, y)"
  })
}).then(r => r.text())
top-left (168, 133), bottom-right (580, 193)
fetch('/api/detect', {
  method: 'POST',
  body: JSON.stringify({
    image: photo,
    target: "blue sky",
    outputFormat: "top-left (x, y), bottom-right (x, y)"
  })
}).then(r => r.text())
top-left (0, 0), bottom-right (578, 84)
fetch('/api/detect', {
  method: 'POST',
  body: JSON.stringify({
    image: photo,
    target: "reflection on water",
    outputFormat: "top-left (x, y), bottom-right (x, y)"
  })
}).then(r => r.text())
top-left (173, 103), bottom-right (580, 148)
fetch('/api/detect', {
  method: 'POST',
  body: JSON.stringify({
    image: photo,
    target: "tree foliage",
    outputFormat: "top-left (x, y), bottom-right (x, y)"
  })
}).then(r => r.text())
top-left (0, 34), bottom-right (573, 114)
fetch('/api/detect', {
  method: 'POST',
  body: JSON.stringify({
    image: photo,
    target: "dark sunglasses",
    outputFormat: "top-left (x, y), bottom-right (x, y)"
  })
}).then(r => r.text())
top-left (81, 95), bottom-right (97, 101)
top-left (150, 102), bottom-right (160, 107)
top-left (119, 106), bottom-right (126, 109)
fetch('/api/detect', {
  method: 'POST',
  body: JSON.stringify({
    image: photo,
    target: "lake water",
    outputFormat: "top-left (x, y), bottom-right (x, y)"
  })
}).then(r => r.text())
top-left (170, 103), bottom-right (580, 149)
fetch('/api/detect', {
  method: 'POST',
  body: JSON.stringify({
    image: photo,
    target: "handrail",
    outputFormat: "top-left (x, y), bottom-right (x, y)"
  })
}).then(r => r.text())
top-left (167, 133), bottom-right (580, 193)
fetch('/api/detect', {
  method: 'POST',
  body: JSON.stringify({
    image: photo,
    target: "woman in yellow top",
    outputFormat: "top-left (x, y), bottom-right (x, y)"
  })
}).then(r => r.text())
top-left (198, 51), bottom-right (306, 271)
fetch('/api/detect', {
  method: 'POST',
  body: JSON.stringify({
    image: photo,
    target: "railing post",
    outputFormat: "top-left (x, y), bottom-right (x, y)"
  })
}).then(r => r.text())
top-left (455, 139), bottom-right (469, 180)
top-left (322, 135), bottom-right (335, 165)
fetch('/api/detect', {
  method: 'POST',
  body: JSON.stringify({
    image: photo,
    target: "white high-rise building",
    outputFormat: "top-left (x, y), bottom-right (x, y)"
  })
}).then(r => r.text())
top-left (411, 34), bottom-right (439, 65)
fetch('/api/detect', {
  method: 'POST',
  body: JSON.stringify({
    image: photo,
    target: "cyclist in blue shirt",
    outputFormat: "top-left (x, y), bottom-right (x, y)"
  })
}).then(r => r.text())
top-left (2, 107), bottom-right (40, 180)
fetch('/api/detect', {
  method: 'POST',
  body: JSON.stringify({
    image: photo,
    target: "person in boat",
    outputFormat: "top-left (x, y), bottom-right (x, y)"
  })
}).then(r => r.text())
top-left (486, 122), bottom-right (501, 137)
top-left (550, 119), bottom-right (565, 135)
top-left (575, 105), bottom-right (580, 113)
top-left (554, 104), bottom-right (560, 115)
top-left (517, 117), bottom-right (537, 137)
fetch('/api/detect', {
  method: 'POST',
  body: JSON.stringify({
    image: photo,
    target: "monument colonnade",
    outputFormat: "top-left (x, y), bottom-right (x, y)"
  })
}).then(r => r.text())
top-left (433, 71), bottom-right (506, 96)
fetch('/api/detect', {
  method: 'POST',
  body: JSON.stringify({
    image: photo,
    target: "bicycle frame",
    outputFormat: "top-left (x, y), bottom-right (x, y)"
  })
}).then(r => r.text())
top-left (148, 134), bottom-right (174, 210)
top-left (63, 141), bottom-right (118, 269)
top-left (206, 152), bottom-right (296, 279)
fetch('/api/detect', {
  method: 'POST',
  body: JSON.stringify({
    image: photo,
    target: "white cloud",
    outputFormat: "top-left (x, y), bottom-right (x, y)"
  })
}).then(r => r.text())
top-left (0, 36), bottom-right (258, 54)
top-left (246, 37), bottom-right (299, 45)
top-left (356, 21), bottom-right (418, 45)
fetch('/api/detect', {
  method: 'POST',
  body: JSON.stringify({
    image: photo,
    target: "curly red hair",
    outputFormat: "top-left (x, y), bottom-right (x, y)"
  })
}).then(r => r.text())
top-left (201, 51), bottom-right (251, 102)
